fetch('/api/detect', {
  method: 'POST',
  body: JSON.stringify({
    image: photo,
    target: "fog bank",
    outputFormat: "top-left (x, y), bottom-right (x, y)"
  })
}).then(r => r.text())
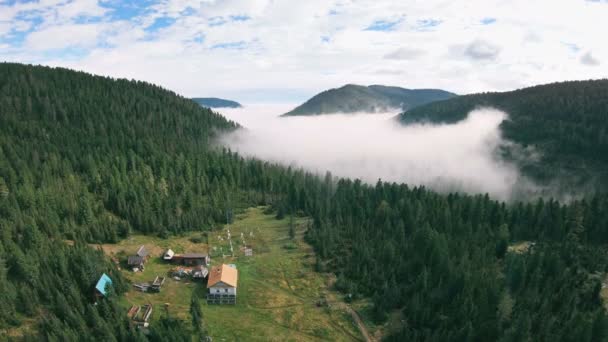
top-left (217, 105), bottom-right (526, 201)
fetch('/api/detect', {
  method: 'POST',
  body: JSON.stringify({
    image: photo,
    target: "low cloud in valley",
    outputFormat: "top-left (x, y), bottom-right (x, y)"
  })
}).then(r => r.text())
top-left (217, 105), bottom-right (529, 201)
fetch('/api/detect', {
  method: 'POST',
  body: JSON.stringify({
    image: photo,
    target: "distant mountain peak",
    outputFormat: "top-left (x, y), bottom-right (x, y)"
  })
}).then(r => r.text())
top-left (282, 84), bottom-right (455, 116)
top-left (192, 97), bottom-right (242, 108)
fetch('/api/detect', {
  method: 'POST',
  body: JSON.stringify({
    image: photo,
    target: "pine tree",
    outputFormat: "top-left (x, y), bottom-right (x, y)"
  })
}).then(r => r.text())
top-left (289, 214), bottom-right (296, 240)
top-left (190, 291), bottom-right (204, 333)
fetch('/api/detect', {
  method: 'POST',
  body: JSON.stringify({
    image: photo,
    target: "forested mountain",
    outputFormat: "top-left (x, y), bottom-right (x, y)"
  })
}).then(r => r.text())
top-left (0, 63), bottom-right (305, 340)
top-left (2, 63), bottom-right (608, 342)
top-left (191, 97), bottom-right (242, 108)
top-left (282, 84), bottom-right (456, 116)
top-left (398, 80), bottom-right (608, 191)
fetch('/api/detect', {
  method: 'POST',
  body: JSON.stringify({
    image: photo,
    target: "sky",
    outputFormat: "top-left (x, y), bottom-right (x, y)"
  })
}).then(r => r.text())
top-left (1, 0), bottom-right (607, 103)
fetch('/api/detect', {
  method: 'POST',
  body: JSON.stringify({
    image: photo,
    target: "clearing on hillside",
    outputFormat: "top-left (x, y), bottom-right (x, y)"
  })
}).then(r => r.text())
top-left (103, 207), bottom-right (364, 341)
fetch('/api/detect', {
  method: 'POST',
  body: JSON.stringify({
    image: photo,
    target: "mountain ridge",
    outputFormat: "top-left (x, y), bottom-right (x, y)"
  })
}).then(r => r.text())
top-left (282, 84), bottom-right (456, 116)
top-left (192, 97), bottom-right (242, 108)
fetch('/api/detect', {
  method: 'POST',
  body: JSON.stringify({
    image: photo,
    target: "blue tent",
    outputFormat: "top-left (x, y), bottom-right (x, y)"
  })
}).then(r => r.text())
top-left (95, 273), bottom-right (113, 297)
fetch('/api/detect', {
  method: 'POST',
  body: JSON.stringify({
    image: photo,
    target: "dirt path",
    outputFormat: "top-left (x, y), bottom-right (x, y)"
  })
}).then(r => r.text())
top-left (326, 291), bottom-right (374, 342)
top-left (345, 305), bottom-right (374, 342)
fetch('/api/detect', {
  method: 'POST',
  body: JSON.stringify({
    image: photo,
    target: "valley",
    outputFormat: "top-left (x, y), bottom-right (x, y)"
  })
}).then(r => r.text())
top-left (1, 58), bottom-right (608, 342)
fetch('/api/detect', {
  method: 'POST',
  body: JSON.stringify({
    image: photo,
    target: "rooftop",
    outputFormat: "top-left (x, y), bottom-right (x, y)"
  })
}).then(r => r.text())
top-left (163, 248), bottom-right (175, 259)
top-left (180, 253), bottom-right (208, 259)
top-left (207, 264), bottom-right (238, 288)
top-left (136, 245), bottom-right (148, 257)
top-left (128, 255), bottom-right (145, 265)
top-left (95, 273), bottom-right (113, 296)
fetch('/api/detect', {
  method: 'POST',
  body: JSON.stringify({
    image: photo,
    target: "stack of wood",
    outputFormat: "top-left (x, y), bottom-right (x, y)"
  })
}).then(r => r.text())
top-left (132, 275), bottom-right (165, 293)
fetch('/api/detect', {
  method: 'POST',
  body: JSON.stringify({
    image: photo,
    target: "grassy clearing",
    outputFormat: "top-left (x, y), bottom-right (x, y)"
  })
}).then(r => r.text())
top-left (507, 241), bottom-right (535, 254)
top-left (2, 315), bottom-right (37, 339)
top-left (105, 207), bottom-right (363, 341)
top-left (92, 233), bottom-right (211, 322)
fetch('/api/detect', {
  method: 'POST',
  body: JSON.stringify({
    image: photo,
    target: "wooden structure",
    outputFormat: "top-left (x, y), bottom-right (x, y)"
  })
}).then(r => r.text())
top-left (127, 305), bottom-right (139, 318)
top-left (171, 253), bottom-right (210, 266)
top-left (128, 245), bottom-right (149, 271)
top-left (132, 276), bottom-right (166, 292)
top-left (207, 264), bottom-right (238, 305)
top-left (133, 283), bottom-right (150, 292)
top-left (151, 276), bottom-right (165, 292)
top-left (163, 248), bottom-right (175, 260)
top-left (192, 265), bottom-right (209, 279)
top-left (129, 304), bottom-right (153, 328)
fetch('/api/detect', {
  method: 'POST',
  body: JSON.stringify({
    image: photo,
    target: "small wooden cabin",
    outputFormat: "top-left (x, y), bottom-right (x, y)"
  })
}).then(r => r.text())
top-left (171, 253), bottom-right (210, 266)
top-left (128, 245), bottom-right (149, 271)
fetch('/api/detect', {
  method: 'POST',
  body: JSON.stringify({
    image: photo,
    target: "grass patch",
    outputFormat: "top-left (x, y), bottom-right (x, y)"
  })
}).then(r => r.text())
top-left (106, 207), bottom-right (364, 341)
top-left (507, 241), bottom-right (536, 254)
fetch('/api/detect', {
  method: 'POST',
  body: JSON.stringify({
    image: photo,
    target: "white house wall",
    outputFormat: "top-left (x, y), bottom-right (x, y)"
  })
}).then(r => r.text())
top-left (209, 282), bottom-right (237, 296)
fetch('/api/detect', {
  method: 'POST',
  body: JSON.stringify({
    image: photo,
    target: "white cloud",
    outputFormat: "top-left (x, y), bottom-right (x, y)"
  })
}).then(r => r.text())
top-left (217, 105), bottom-right (528, 201)
top-left (384, 47), bottom-right (425, 60)
top-left (1, 0), bottom-right (607, 102)
top-left (581, 51), bottom-right (600, 66)
top-left (0, 22), bottom-right (11, 36)
top-left (54, 0), bottom-right (107, 21)
top-left (463, 39), bottom-right (501, 60)
top-left (0, 0), bottom-right (105, 24)
top-left (25, 23), bottom-right (102, 51)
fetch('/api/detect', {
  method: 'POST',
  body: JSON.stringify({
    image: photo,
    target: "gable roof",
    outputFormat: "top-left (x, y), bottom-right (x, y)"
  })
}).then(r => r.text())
top-left (95, 273), bottom-right (113, 296)
top-left (128, 255), bottom-right (144, 265)
top-left (136, 245), bottom-right (148, 257)
top-left (207, 264), bottom-right (238, 288)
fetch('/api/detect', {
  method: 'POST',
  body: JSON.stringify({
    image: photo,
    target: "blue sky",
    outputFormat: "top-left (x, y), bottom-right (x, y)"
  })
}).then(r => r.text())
top-left (364, 18), bottom-right (404, 31)
top-left (0, 0), bottom-right (606, 103)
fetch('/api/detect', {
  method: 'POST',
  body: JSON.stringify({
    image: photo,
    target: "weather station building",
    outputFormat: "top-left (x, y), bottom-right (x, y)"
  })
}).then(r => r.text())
top-left (207, 264), bottom-right (238, 304)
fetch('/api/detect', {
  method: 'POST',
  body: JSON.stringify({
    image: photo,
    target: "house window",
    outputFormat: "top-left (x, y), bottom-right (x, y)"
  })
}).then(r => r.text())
top-left (225, 289), bottom-right (228, 293)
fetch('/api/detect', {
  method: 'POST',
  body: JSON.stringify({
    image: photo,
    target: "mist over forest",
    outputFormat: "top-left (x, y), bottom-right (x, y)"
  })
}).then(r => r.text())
top-left (217, 105), bottom-right (536, 201)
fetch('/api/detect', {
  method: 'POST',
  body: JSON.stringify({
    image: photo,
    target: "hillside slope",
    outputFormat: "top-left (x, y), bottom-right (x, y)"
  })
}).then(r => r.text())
top-left (398, 80), bottom-right (608, 190)
top-left (283, 84), bottom-right (455, 116)
top-left (192, 97), bottom-right (242, 108)
top-left (0, 63), bottom-right (297, 340)
top-left (3, 64), bottom-right (608, 342)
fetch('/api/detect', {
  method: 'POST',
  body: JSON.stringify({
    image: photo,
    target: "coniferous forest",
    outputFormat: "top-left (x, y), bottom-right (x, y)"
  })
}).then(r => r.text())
top-left (2, 63), bottom-right (608, 341)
